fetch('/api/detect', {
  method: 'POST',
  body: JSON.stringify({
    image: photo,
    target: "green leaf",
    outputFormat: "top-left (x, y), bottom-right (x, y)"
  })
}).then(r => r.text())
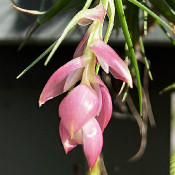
top-left (138, 36), bottom-right (153, 80)
top-left (125, 1), bottom-right (139, 45)
top-left (115, 0), bottom-right (143, 116)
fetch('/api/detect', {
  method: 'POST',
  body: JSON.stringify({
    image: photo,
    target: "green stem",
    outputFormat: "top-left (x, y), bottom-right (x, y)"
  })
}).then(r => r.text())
top-left (115, 0), bottom-right (142, 116)
top-left (83, 0), bottom-right (93, 10)
top-left (104, 0), bottom-right (115, 43)
top-left (142, 0), bottom-right (148, 36)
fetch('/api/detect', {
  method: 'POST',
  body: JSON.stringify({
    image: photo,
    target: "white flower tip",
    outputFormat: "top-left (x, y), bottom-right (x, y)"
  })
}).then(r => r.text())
top-left (38, 96), bottom-right (53, 107)
top-left (38, 99), bottom-right (44, 107)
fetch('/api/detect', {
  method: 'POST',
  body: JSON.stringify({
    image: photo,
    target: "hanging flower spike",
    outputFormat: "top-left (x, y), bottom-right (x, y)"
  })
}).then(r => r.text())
top-left (90, 39), bottom-right (133, 88)
top-left (39, 57), bottom-right (88, 106)
top-left (59, 84), bottom-right (99, 137)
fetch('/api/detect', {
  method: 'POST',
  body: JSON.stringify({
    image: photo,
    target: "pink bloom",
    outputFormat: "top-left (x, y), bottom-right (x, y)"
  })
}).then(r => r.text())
top-left (90, 39), bottom-right (133, 88)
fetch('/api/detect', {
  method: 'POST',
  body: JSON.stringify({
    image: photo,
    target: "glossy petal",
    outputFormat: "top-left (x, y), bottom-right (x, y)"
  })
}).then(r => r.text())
top-left (90, 40), bottom-right (133, 88)
top-left (63, 68), bottom-right (83, 92)
top-left (82, 118), bottom-right (103, 170)
top-left (59, 84), bottom-right (99, 137)
top-left (91, 81), bottom-right (102, 116)
top-left (39, 57), bottom-right (86, 106)
top-left (91, 75), bottom-right (112, 132)
top-left (73, 31), bottom-right (90, 59)
top-left (78, 5), bottom-right (105, 26)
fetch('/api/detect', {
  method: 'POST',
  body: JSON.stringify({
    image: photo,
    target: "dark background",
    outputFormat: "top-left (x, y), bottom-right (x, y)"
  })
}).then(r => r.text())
top-left (0, 43), bottom-right (173, 175)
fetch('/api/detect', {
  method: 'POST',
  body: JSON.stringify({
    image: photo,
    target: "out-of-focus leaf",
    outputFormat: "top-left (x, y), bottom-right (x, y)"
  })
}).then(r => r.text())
top-left (149, 0), bottom-right (175, 24)
top-left (165, 0), bottom-right (175, 12)
top-left (125, 1), bottom-right (139, 45)
top-left (159, 83), bottom-right (175, 94)
top-left (37, 0), bottom-right (73, 24)
top-left (156, 20), bottom-right (175, 45)
top-left (18, 0), bottom-right (73, 49)
top-left (62, 0), bottom-right (87, 11)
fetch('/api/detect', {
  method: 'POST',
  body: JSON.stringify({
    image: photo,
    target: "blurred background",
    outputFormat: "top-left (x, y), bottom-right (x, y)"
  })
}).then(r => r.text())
top-left (0, 0), bottom-right (174, 174)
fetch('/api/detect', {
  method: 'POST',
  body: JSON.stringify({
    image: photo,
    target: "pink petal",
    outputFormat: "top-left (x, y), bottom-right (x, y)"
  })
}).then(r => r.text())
top-left (59, 121), bottom-right (78, 154)
top-left (82, 118), bottom-right (103, 170)
top-left (91, 75), bottom-right (112, 132)
top-left (63, 68), bottom-right (83, 92)
top-left (95, 85), bottom-right (112, 132)
top-left (59, 84), bottom-right (99, 137)
top-left (78, 5), bottom-right (106, 26)
top-left (90, 40), bottom-right (133, 88)
top-left (73, 31), bottom-right (90, 59)
top-left (39, 57), bottom-right (86, 106)
top-left (91, 81), bottom-right (102, 116)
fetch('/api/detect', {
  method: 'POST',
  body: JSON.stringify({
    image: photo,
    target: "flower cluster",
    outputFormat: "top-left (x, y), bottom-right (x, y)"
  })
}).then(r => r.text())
top-left (39, 1), bottom-right (132, 169)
